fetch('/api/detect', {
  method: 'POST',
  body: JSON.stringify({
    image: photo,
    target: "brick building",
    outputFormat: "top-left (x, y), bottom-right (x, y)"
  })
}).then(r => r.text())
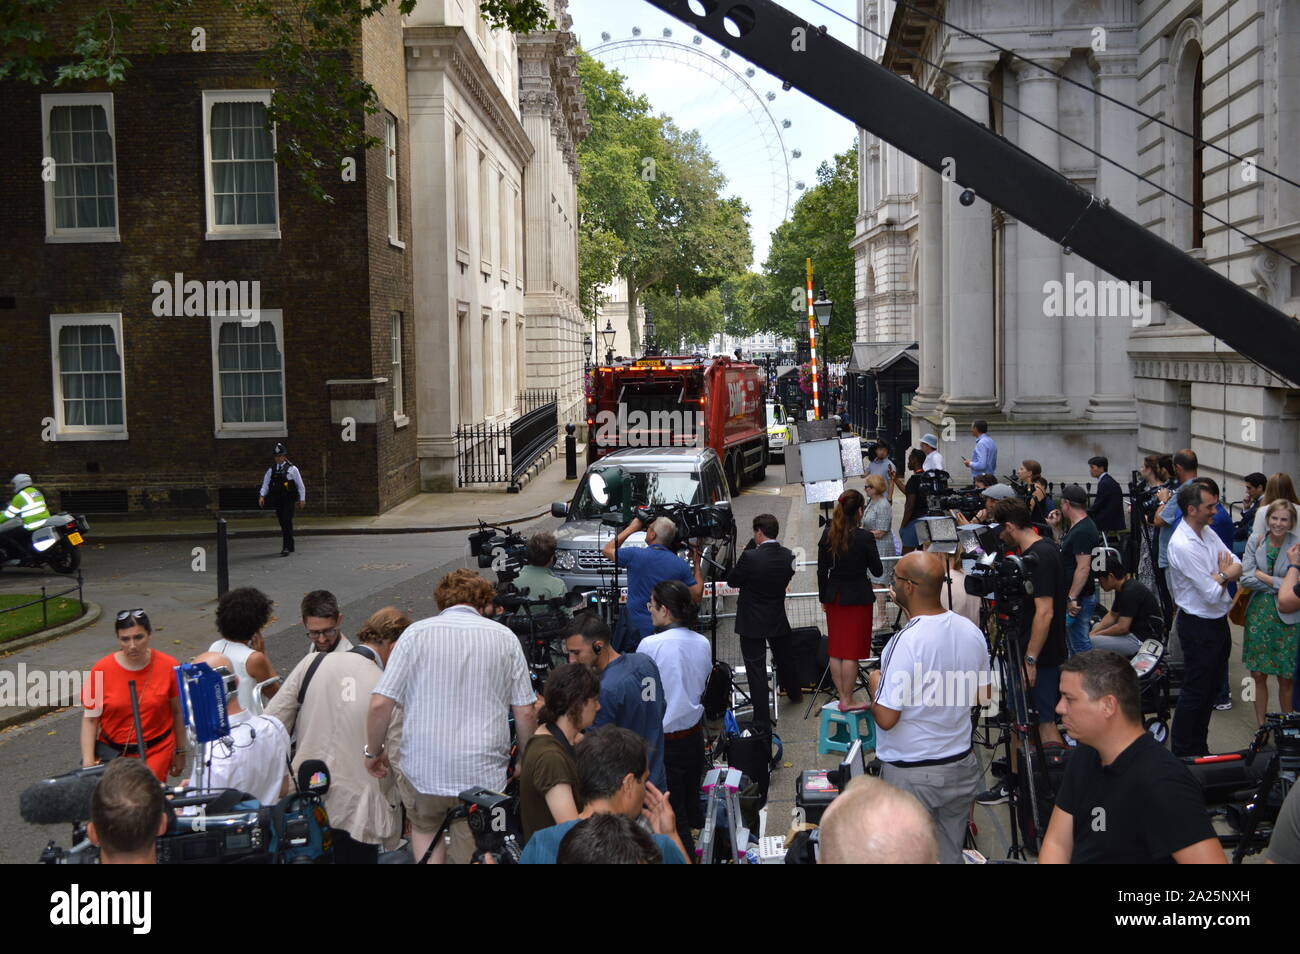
top-left (0, 0), bottom-right (588, 513)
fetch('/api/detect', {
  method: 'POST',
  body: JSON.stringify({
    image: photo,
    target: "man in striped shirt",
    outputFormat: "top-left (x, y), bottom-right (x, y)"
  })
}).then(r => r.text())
top-left (366, 569), bottom-right (537, 864)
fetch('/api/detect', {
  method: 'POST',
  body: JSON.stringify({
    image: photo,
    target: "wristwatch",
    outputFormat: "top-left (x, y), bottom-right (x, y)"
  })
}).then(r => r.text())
top-left (363, 743), bottom-right (385, 759)
top-left (1025, 654), bottom-right (1037, 665)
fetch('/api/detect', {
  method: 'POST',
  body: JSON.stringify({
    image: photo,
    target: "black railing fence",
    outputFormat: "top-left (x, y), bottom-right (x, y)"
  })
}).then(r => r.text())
top-left (456, 396), bottom-right (559, 489)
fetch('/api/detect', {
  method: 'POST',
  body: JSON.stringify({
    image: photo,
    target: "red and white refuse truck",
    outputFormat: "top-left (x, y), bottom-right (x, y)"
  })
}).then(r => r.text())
top-left (585, 354), bottom-right (768, 494)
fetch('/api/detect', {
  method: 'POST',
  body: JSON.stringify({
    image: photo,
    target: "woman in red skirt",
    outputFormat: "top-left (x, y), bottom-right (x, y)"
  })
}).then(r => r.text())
top-left (818, 489), bottom-right (884, 710)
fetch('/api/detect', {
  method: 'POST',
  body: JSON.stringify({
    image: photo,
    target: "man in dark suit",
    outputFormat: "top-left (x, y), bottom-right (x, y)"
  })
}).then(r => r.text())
top-left (725, 513), bottom-right (802, 733)
top-left (1088, 456), bottom-right (1126, 536)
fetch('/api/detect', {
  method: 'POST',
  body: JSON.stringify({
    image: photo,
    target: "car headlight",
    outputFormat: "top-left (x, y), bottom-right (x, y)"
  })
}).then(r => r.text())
top-left (554, 550), bottom-right (576, 571)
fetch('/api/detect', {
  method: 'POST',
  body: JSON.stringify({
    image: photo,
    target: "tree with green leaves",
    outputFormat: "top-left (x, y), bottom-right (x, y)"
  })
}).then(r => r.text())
top-left (753, 144), bottom-right (858, 360)
top-left (1, 0), bottom-right (554, 202)
top-left (576, 50), bottom-right (753, 354)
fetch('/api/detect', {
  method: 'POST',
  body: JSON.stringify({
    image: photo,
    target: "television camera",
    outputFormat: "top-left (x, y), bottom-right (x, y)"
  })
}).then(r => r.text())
top-left (912, 470), bottom-right (983, 519)
top-left (420, 787), bottom-right (523, 865)
top-left (468, 520), bottom-right (529, 584)
top-left (633, 500), bottom-right (736, 548)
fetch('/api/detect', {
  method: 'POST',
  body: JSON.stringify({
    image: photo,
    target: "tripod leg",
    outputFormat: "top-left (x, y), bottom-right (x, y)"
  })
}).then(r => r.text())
top-left (804, 661), bottom-right (832, 719)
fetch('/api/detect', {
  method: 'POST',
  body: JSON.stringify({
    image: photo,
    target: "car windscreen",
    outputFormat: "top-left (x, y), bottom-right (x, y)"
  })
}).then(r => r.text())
top-left (571, 470), bottom-right (704, 520)
top-left (766, 405), bottom-right (782, 427)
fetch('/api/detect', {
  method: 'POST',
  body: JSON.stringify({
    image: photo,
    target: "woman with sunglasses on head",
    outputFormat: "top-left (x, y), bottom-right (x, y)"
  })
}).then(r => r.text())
top-left (80, 609), bottom-right (186, 781)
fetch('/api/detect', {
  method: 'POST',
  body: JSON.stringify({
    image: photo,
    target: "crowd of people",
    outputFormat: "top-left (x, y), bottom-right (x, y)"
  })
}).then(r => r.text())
top-left (67, 417), bottom-right (1300, 865)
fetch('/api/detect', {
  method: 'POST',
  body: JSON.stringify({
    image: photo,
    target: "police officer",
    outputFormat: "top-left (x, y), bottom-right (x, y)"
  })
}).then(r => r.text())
top-left (1, 474), bottom-right (51, 558)
top-left (258, 444), bottom-right (305, 557)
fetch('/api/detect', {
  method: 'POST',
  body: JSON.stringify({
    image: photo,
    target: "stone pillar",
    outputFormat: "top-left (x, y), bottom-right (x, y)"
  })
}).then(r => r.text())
top-left (911, 163), bottom-right (944, 418)
top-left (1010, 55), bottom-right (1070, 418)
top-left (1087, 52), bottom-right (1139, 422)
top-left (943, 59), bottom-right (998, 417)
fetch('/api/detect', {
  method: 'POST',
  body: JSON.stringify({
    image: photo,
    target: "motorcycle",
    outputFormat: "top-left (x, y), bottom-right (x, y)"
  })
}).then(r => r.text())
top-left (0, 513), bottom-right (90, 574)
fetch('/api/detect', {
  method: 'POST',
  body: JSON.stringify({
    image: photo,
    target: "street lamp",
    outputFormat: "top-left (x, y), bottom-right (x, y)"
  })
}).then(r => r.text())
top-left (601, 318), bottom-right (617, 364)
top-left (643, 307), bottom-right (656, 357)
top-left (583, 331), bottom-right (593, 371)
top-left (813, 289), bottom-right (833, 419)
top-left (675, 284), bottom-right (681, 355)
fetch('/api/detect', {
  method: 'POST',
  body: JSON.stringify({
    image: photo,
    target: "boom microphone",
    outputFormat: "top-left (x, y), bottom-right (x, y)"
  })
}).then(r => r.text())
top-left (19, 765), bottom-right (105, 825)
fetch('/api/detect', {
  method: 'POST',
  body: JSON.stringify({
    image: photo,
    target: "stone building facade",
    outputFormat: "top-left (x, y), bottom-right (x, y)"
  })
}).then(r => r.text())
top-left (855, 0), bottom-right (1300, 496)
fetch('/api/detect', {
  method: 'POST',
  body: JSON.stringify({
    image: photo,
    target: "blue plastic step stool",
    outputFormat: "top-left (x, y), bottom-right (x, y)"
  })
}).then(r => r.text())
top-left (817, 702), bottom-right (877, 755)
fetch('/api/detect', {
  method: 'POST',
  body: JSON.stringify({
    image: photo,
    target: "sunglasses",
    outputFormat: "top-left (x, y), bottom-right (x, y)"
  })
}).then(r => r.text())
top-left (116, 608), bottom-right (148, 622)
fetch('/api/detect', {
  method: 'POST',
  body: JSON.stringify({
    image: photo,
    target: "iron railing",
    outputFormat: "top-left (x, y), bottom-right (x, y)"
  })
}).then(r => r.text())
top-left (456, 398), bottom-right (559, 489)
top-left (0, 570), bottom-right (85, 639)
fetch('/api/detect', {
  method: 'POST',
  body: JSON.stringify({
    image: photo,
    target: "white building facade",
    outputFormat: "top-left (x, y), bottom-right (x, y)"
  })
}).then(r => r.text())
top-left (858, 0), bottom-right (1300, 495)
top-left (405, 0), bottom-right (587, 492)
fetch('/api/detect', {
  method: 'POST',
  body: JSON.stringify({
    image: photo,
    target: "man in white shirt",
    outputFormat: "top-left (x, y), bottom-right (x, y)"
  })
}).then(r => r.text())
top-left (189, 652), bottom-right (291, 807)
top-left (920, 433), bottom-right (944, 473)
top-left (868, 551), bottom-right (991, 863)
top-left (366, 569), bottom-right (537, 864)
top-left (1166, 481), bottom-right (1242, 757)
top-left (638, 579), bottom-right (712, 859)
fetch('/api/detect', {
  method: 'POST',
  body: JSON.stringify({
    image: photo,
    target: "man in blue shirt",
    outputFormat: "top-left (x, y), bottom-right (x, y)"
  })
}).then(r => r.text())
top-left (602, 514), bottom-right (703, 651)
top-left (564, 612), bottom-right (668, 790)
top-left (520, 727), bottom-right (688, 864)
top-left (962, 420), bottom-right (998, 479)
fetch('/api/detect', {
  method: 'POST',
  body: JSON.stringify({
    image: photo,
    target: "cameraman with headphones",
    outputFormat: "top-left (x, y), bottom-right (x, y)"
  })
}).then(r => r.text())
top-left (602, 514), bottom-right (704, 652)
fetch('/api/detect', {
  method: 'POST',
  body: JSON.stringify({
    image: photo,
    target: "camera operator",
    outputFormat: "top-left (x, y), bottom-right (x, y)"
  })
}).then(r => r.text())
top-left (1048, 484), bottom-right (1101, 657)
top-left (269, 607), bottom-right (409, 863)
top-left (976, 498), bottom-right (1069, 805)
top-left (867, 551), bottom-right (990, 863)
top-left (1039, 650), bottom-right (1226, 864)
top-left (601, 515), bottom-right (704, 651)
top-left (87, 758), bottom-right (167, 865)
top-left (954, 480), bottom-right (1015, 526)
top-left (513, 531), bottom-right (570, 616)
top-left (726, 513), bottom-right (802, 735)
top-left (520, 727), bottom-right (688, 864)
top-left (818, 776), bottom-right (940, 865)
top-left (189, 651), bottom-right (291, 807)
top-left (1166, 481), bottom-right (1242, 757)
top-left (563, 611), bottom-right (667, 791)
top-left (1090, 554), bottom-right (1162, 656)
top-left (366, 570), bottom-right (536, 864)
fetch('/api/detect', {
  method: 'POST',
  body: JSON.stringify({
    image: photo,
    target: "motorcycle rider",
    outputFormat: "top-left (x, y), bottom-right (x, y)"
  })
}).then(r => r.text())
top-left (1, 474), bottom-right (51, 559)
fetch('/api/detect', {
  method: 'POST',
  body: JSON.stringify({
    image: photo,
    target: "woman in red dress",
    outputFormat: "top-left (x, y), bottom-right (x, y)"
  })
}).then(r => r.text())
top-left (80, 608), bottom-right (185, 781)
top-left (818, 490), bottom-right (884, 710)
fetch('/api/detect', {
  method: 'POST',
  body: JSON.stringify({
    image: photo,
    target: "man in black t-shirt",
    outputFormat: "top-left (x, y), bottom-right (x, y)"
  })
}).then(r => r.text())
top-left (976, 498), bottom-right (1068, 805)
top-left (1091, 554), bottom-right (1163, 656)
top-left (1051, 485), bottom-right (1101, 657)
top-left (1040, 650), bottom-right (1225, 863)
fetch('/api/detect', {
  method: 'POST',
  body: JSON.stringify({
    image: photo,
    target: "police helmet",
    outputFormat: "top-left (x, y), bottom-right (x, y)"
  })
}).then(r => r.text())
top-left (273, 443), bottom-right (287, 457)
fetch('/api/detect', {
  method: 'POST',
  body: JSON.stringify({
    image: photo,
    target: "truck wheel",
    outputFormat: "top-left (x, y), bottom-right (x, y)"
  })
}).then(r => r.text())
top-left (755, 447), bottom-right (768, 482)
top-left (725, 453), bottom-right (741, 496)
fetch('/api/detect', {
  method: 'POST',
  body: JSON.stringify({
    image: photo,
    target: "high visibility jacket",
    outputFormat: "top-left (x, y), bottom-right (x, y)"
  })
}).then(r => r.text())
top-left (4, 488), bottom-right (50, 529)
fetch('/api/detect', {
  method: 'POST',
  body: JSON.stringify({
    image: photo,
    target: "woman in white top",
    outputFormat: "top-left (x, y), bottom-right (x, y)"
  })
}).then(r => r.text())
top-left (1251, 472), bottom-right (1300, 539)
top-left (638, 579), bottom-right (712, 860)
top-left (209, 587), bottom-right (279, 714)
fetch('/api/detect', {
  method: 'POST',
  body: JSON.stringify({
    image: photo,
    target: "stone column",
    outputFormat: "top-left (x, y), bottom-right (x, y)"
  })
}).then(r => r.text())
top-left (943, 59), bottom-right (998, 417)
top-left (1010, 55), bottom-right (1070, 418)
top-left (911, 163), bottom-right (944, 418)
top-left (1086, 52), bottom-right (1139, 421)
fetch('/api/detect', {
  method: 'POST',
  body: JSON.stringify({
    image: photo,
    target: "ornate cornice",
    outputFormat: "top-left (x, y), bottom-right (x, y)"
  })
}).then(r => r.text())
top-left (1133, 358), bottom-right (1281, 389)
top-left (405, 25), bottom-right (534, 169)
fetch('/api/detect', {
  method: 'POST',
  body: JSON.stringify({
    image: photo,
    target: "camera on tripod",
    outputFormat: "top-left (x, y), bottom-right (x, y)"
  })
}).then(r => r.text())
top-left (468, 520), bottom-right (529, 583)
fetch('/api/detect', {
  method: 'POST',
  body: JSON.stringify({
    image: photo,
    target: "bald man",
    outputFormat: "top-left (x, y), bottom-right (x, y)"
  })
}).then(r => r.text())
top-left (867, 552), bottom-right (991, 863)
top-left (819, 775), bottom-right (940, 864)
top-left (189, 652), bottom-right (291, 805)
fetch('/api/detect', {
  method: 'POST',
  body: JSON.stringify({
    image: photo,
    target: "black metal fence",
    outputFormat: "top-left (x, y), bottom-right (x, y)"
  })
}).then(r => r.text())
top-left (456, 395), bottom-right (559, 489)
top-left (0, 570), bottom-right (85, 640)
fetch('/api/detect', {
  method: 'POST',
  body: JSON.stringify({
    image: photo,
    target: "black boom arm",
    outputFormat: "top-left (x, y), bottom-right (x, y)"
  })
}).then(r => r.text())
top-left (646, 0), bottom-right (1300, 385)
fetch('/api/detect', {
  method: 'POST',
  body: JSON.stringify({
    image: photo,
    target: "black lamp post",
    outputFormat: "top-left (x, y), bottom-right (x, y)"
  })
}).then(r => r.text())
top-left (601, 318), bottom-right (616, 365)
top-left (583, 331), bottom-right (593, 371)
top-left (643, 307), bottom-right (656, 357)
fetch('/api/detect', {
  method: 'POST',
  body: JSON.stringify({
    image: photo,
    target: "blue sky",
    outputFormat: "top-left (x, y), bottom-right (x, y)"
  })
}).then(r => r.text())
top-left (566, 0), bottom-right (861, 267)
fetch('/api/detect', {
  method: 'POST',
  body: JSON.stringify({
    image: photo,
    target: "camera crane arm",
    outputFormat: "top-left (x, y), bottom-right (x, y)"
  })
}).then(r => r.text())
top-left (646, 0), bottom-right (1300, 386)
